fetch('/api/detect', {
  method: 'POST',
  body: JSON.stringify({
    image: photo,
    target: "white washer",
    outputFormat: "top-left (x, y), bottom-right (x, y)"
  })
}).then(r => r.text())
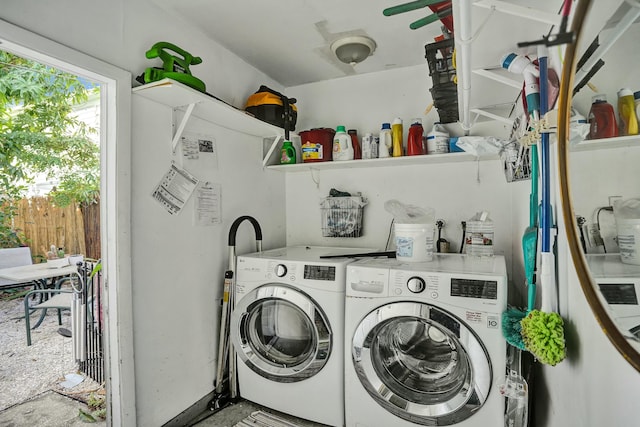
top-left (344, 254), bottom-right (507, 427)
top-left (586, 254), bottom-right (640, 339)
top-left (231, 245), bottom-right (369, 427)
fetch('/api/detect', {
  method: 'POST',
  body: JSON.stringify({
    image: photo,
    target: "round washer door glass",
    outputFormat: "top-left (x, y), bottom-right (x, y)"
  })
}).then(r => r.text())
top-left (352, 301), bottom-right (492, 425)
top-left (232, 284), bottom-right (332, 382)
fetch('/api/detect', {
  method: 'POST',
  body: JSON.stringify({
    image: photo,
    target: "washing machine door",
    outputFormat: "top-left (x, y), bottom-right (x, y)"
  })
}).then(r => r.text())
top-left (352, 301), bottom-right (492, 425)
top-left (231, 283), bottom-right (332, 383)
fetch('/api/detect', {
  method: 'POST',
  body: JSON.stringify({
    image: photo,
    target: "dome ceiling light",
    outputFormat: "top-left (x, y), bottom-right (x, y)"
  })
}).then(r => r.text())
top-left (330, 36), bottom-right (377, 66)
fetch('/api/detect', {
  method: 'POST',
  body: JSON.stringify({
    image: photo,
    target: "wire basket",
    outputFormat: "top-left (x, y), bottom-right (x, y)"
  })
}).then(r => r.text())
top-left (320, 196), bottom-right (367, 238)
top-left (502, 140), bottom-right (532, 183)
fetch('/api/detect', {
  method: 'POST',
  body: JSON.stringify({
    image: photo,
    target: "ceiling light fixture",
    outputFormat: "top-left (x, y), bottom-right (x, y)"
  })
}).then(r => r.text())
top-left (330, 36), bottom-right (377, 66)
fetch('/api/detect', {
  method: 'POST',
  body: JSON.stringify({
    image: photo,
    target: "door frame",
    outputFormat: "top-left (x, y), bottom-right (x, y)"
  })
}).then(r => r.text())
top-left (0, 19), bottom-right (136, 426)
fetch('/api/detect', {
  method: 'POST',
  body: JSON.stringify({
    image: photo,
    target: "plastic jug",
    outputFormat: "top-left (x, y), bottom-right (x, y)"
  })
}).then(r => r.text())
top-left (617, 88), bottom-right (639, 136)
top-left (379, 123), bottom-right (392, 158)
top-left (425, 123), bottom-right (450, 154)
top-left (279, 139), bottom-right (296, 164)
top-left (465, 211), bottom-right (494, 257)
top-left (407, 118), bottom-right (424, 156)
top-left (588, 94), bottom-right (618, 139)
top-left (347, 129), bottom-right (362, 159)
top-left (332, 125), bottom-right (354, 161)
top-left (392, 118), bottom-right (403, 157)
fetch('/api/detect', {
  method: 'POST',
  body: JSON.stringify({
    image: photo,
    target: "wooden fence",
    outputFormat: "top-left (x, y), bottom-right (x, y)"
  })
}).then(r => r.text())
top-left (12, 196), bottom-right (100, 262)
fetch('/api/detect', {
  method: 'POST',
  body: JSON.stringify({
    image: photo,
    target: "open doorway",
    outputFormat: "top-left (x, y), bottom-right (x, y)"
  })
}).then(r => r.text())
top-left (0, 19), bottom-right (135, 426)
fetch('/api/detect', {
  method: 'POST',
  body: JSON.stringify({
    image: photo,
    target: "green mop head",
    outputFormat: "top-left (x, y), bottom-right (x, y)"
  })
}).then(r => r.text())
top-left (521, 309), bottom-right (566, 366)
top-left (502, 308), bottom-right (526, 350)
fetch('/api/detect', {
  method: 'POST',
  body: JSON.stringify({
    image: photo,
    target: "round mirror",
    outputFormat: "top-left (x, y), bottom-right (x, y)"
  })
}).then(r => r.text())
top-left (558, 0), bottom-right (640, 372)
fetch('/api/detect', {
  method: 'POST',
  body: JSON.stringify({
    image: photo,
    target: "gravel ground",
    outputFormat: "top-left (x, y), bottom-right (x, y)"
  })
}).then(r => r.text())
top-left (0, 288), bottom-right (103, 413)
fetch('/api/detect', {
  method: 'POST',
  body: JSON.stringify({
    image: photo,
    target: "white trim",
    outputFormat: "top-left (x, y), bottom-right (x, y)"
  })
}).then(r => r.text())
top-left (0, 19), bottom-right (136, 426)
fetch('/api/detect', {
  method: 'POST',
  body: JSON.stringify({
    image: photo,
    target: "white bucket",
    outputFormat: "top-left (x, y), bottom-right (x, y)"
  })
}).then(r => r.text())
top-left (394, 223), bottom-right (435, 262)
top-left (616, 218), bottom-right (640, 265)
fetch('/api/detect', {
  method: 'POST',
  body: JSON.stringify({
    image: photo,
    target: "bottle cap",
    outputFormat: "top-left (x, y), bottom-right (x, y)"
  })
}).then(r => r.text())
top-left (381, 123), bottom-right (391, 130)
top-left (618, 88), bottom-right (633, 98)
top-left (392, 118), bottom-right (403, 125)
top-left (336, 125), bottom-right (346, 132)
top-left (592, 94), bottom-right (607, 103)
top-left (411, 118), bottom-right (422, 125)
top-left (348, 129), bottom-right (357, 135)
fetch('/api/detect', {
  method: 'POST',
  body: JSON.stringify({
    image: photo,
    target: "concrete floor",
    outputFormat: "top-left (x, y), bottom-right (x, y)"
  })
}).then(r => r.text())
top-left (0, 392), bottom-right (326, 427)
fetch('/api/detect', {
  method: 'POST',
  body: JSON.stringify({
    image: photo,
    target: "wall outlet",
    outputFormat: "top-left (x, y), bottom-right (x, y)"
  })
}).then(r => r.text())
top-left (609, 195), bottom-right (622, 207)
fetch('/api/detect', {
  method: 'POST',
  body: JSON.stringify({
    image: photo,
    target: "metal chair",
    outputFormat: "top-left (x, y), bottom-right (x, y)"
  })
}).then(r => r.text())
top-left (23, 274), bottom-right (80, 346)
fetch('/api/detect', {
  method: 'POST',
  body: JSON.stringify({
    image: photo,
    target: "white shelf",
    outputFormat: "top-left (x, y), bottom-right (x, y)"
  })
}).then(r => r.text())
top-left (267, 152), bottom-right (498, 172)
top-left (571, 135), bottom-right (640, 152)
top-left (472, 68), bottom-right (522, 89)
top-left (473, 0), bottom-right (561, 26)
top-left (132, 78), bottom-right (285, 142)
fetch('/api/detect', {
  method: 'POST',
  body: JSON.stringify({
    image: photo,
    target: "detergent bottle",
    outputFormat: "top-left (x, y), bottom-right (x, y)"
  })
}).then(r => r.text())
top-left (392, 118), bottom-right (403, 157)
top-left (588, 94), bottom-right (618, 139)
top-left (617, 88), bottom-right (639, 136)
top-left (348, 129), bottom-right (362, 159)
top-left (279, 139), bottom-right (296, 164)
top-left (425, 123), bottom-right (450, 154)
top-left (407, 118), bottom-right (424, 156)
top-left (332, 125), bottom-right (354, 161)
top-left (379, 123), bottom-right (392, 158)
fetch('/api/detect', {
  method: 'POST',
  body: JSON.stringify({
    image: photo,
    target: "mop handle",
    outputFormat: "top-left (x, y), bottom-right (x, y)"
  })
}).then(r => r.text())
top-left (538, 47), bottom-right (552, 254)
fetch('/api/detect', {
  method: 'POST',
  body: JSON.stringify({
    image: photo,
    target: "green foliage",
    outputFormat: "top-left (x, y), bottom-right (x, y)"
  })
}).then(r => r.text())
top-left (1, 50), bottom-right (100, 246)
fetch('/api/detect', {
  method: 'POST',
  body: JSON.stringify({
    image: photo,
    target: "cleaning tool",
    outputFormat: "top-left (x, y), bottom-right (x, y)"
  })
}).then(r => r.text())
top-left (140, 41), bottom-right (206, 92)
top-left (520, 46), bottom-right (566, 366)
top-left (501, 52), bottom-right (541, 350)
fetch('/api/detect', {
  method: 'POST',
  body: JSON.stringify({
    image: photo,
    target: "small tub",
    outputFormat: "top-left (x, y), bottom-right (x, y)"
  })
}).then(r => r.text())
top-left (394, 223), bottom-right (435, 262)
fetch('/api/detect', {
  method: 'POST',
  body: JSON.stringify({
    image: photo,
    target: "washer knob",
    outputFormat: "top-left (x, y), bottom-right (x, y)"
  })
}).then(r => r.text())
top-left (275, 264), bottom-right (287, 277)
top-left (407, 277), bottom-right (426, 293)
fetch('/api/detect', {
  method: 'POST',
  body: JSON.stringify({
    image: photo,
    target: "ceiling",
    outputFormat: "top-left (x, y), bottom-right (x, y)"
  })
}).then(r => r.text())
top-left (148, 0), bottom-right (448, 87)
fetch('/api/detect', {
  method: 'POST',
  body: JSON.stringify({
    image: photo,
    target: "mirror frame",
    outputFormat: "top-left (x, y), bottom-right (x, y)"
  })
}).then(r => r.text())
top-left (557, 0), bottom-right (640, 372)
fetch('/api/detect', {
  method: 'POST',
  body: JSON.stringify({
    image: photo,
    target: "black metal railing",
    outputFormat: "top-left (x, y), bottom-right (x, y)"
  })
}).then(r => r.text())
top-left (77, 260), bottom-right (104, 384)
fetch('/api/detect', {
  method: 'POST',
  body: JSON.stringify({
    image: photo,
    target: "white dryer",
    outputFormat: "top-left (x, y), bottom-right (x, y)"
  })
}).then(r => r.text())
top-left (344, 254), bottom-right (507, 427)
top-left (230, 245), bottom-right (369, 427)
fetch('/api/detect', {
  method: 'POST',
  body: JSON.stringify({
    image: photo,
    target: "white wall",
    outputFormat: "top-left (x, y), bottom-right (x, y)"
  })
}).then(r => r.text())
top-left (285, 65), bottom-right (530, 305)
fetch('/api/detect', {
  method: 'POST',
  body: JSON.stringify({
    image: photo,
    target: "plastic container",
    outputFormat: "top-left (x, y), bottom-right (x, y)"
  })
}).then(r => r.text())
top-left (449, 136), bottom-right (464, 153)
top-left (392, 118), bottom-right (403, 157)
top-left (465, 212), bottom-right (494, 257)
top-left (635, 91), bottom-right (640, 128)
top-left (332, 125), bottom-right (354, 161)
top-left (618, 88), bottom-right (639, 136)
top-left (299, 128), bottom-right (335, 163)
top-left (407, 118), bottom-right (425, 156)
top-left (394, 223), bottom-right (435, 262)
top-left (379, 123), bottom-right (392, 158)
top-left (614, 198), bottom-right (640, 265)
top-left (425, 123), bottom-right (450, 154)
top-left (361, 133), bottom-right (377, 159)
top-left (280, 140), bottom-right (296, 164)
top-left (588, 94), bottom-right (618, 139)
top-left (348, 129), bottom-right (362, 160)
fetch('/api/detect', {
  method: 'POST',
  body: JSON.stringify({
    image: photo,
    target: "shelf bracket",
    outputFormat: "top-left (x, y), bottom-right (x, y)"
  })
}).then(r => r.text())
top-left (171, 103), bottom-right (196, 153)
top-left (262, 135), bottom-right (282, 168)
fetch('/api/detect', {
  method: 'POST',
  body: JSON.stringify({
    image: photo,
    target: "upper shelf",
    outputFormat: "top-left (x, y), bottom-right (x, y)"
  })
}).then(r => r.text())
top-left (267, 152), bottom-right (499, 172)
top-left (132, 78), bottom-right (284, 139)
top-left (571, 135), bottom-right (640, 152)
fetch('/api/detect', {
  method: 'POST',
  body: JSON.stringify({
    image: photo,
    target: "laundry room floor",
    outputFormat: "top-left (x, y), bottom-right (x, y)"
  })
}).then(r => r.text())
top-left (192, 399), bottom-right (327, 426)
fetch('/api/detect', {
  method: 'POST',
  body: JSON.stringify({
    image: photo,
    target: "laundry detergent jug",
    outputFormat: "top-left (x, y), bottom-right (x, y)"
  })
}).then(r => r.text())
top-left (333, 125), bottom-right (354, 161)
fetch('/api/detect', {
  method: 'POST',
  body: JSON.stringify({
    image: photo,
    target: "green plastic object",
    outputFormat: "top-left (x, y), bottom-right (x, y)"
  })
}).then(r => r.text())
top-left (280, 140), bottom-right (296, 165)
top-left (143, 41), bottom-right (206, 93)
top-left (521, 310), bottom-right (566, 366)
top-left (383, 0), bottom-right (442, 16)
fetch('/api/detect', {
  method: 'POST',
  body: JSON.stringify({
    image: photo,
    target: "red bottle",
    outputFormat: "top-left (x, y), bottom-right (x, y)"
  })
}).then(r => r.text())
top-left (347, 129), bottom-right (362, 159)
top-left (407, 118), bottom-right (424, 156)
top-left (588, 94), bottom-right (618, 139)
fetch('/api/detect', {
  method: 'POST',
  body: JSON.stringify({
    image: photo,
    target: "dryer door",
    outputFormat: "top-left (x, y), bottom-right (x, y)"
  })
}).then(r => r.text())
top-left (352, 301), bottom-right (491, 425)
top-left (231, 283), bottom-right (332, 382)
